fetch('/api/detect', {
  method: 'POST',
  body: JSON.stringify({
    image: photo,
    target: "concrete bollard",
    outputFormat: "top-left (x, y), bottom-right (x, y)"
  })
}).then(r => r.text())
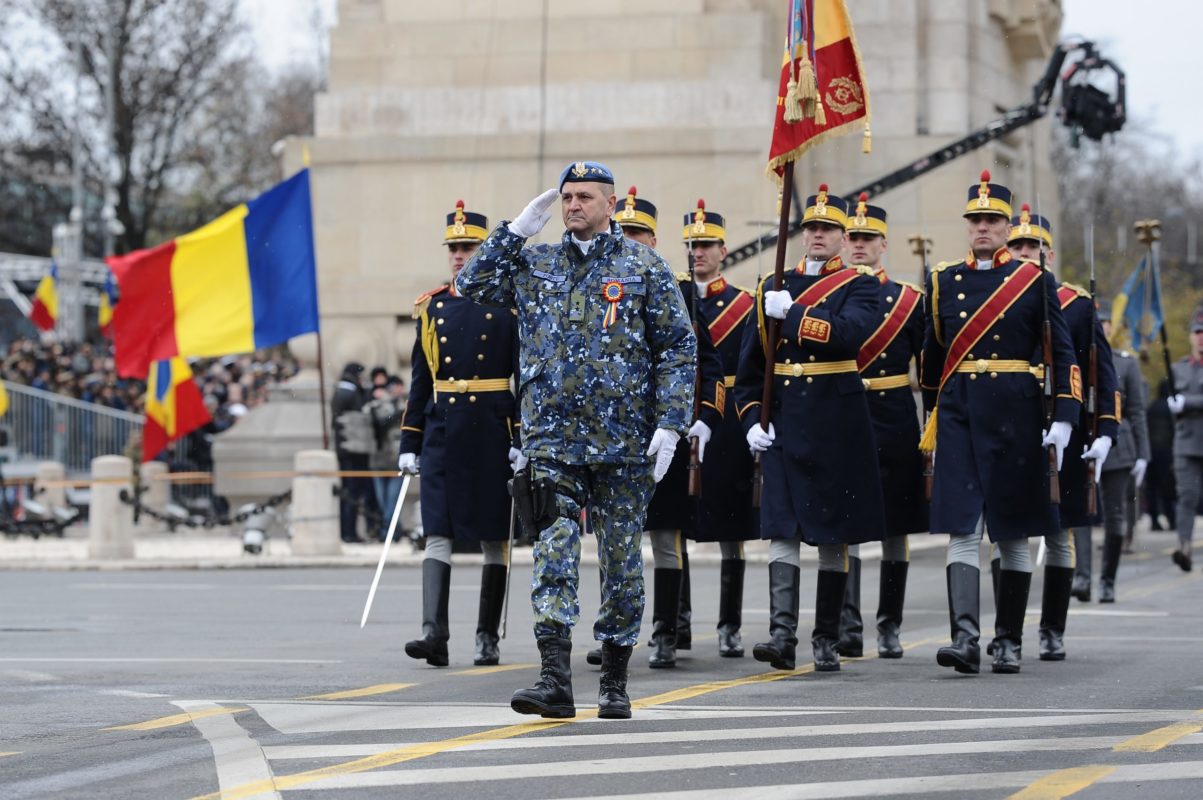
top-left (34, 462), bottom-right (67, 511)
top-left (88, 456), bottom-right (135, 559)
top-left (291, 449), bottom-right (341, 556)
top-left (136, 461), bottom-right (169, 535)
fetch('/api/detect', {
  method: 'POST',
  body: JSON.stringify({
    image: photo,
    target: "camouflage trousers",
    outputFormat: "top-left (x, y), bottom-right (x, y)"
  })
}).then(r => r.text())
top-left (529, 458), bottom-right (656, 646)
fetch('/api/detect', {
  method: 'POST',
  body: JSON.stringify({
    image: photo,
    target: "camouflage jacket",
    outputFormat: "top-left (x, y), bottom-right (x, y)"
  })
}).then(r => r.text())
top-left (455, 220), bottom-right (696, 465)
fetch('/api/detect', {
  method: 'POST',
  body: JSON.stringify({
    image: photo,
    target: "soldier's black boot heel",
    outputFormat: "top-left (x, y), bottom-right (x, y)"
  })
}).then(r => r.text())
top-left (1038, 565), bottom-right (1073, 661)
top-left (677, 548), bottom-right (692, 650)
top-left (511, 637), bottom-right (575, 718)
top-left (991, 570), bottom-right (1031, 674)
top-left (813, 569), bottom-right (847, 672)
top-left (876, 561), bottom-right (908, 659)
top-left (1099, 534), bottom-right (1123, 603)
top-left (936, 563), bottom-right (981, 674)
top-left (836, 556), bottom-right (863, 658)
top-left (752, 562), bottom-right (800, 671)
top-left (597, 642), bottom-right (632, 720)
top-left (474, 564), bottom-right (507, 666)
top-left (648, 567), bottom-right (682, 668)
top-left (717, 558), bottom-right (745, 657)
top-left (405, 559), bottom-right (451, 667)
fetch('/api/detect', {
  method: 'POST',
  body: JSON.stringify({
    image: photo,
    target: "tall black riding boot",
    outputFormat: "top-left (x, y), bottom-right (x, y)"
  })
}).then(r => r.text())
top-left (1038, 565), bottom-right (1073, 661)
top-left (813, 569), bottom-right (847, 671)
top-left (511, 637), bottom-right (575, 718)
top-left (936, 563), bottom-right (981, 674)
top-left (752, 562), bottom-right (800, 671)
top-left (717, 558), bottom-right (746, 657)
top-left (836, 556), bottom-right (863, 657)
top-left (876, 560), bottom-right (909, 658)
top-left (597, 642), bottom-right (633, 719)
top-left (1071, 527), bottom-right (1093, 601)
top-left (991, 569), bottom-right (1032, 674)
top-left (405, 559), bottom-right (451, 666)
top-left (474, 564), bottom-right (507, 666)
top-left (648, 567), bottom-right (682, 668)
top-left (1099, 533), bottom-right (1123, 603)
top-left (677, 548), bottom-right (692, 650)
top-left (986, 556), bottom-right (1001, 656)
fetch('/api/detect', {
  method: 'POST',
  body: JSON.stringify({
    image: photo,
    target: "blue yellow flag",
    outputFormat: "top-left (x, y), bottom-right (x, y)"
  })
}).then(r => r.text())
top-left (1113, 255), bottom-right (1163, 352)
top-left (142, 358), bottom-right (211, 461)
top-left (99, 270), bottom-right (117, 337)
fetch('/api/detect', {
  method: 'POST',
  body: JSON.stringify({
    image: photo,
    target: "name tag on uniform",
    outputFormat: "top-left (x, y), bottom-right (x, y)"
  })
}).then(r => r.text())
top-left (600, 276), bottom-right (643, 285)
top-left (532, 270), bottom-right (566, 283)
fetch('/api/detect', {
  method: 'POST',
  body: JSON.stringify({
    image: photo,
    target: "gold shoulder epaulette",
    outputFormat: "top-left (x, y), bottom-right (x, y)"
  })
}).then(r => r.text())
top-left (413, 285), bottom-right (447, 315)
top-left (895, 279), bottom-right (924, 295)
top-left (1061, 281), bottom-right (1092, 299)
top-left (932, 260), bottom-right (961, 273)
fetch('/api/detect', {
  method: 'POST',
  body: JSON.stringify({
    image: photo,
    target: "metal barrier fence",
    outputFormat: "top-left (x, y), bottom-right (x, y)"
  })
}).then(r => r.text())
top-left (2, 380), bottom-right (143, 472)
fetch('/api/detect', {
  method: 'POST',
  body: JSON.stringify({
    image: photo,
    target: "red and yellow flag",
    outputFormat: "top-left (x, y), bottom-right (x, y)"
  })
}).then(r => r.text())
top-left (142, 358), bottom-right (211, 462)
top-left (767, 0), bottom-right (872, 176)
top-left (29, 263), bottom-right (58, 332)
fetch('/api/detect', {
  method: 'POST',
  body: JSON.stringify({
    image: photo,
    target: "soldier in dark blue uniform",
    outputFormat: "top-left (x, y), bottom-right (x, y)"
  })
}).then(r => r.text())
top-left (606, 190), bottom-right (724, 669)
top-left (835, 195), bottom-right (928, 660)
top-left (683, 199), bottom-right (762, 659)
top-left (1005, 206), bottom-right (1118, 662)
top-left (734, 185), bottom-right (887, 673)
top-left (398, 201), bottom-right (519, 668)
top-left (920, 171), bottom-right (1080, 675)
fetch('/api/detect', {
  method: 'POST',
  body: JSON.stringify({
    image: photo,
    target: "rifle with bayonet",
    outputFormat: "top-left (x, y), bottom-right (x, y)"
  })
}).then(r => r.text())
top-left (687, 212), bottom-right (702, 498)
top-left (1037, 197), bottom-right (1061, 504)
top-left (909, 233), bottom-right (935, 501)
top-left (1083, 225), bottom-right (1100, 516)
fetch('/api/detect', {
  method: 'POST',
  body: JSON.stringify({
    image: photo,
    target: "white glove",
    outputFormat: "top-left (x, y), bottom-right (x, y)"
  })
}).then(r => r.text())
top-left (747, 422), bottom-right (775, 453)
top-left (507, 187), bottom-right (559, 238)
top-left (1081, 435), bottom-right (1112, 484)
top-left (1131, 458), bottom-right (1148, 488)
top-left (1168, 393), bottom-right (1186, 415)
top-left (1041, 421), bottom-right (1073, 471)
top-left (647, 428), bottom-right (682, 483)
top-left (508, 446), bottom-right (528, 473)
top-left (687, 420), bottom-right (712, 463)
top-left (397, 452), bottom-right (419, 475)
top-left (764, 289), bottom-right (793, 320)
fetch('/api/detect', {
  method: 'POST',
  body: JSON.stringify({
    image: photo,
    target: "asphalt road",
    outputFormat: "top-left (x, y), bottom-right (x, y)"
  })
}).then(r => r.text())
top-left (2, 528), bottom-right (1202, 800)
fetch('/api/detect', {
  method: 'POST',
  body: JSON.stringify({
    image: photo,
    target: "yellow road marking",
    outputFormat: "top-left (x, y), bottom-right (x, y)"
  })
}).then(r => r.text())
top-left (0, 751), bottom-right (21, 757)
top-left (298, 683), bottom-right (415, 701)
top-left (1007, 765), bottom-right (1116, 799)
top-left (1114, 719), bottom-right (1203, 752)
top-left (105, 706), bottom-right (247, 732)
top-left (450, 664), bottom-right (535, 676)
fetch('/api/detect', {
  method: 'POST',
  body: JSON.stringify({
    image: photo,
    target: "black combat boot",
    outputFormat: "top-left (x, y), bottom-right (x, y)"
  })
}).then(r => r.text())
top-left (836, 556), bottom-right (863, 657)
top-left (473, 564), bottom-right (507, 666)
top-left (991, 570), bottom-right (1031, 674)
top-left (752, 562), bottom-right (800, 671)
top-left (986, 556), bottom-right (1001, 656)
top-left (1038, 565), bottom-right (1073, 661)
top-left (876, 560), bottom-right (909, 659)
top-left (936, 563), bottom-right (980, 674)
top-left (717, 558), bottom-right (746, 657)
top-left (1071, 527), bottom-right (1093, 601)
top-left (648, 568), bottom-right (682, 668)
top-left (676, 548), bottom-right (692, 650)
top-left (511, 637), bottom-right (575, 718)
top-left (597, 642), bottom-right (633, 720)
top-left (813, 569), bottom-right (847, 672)
top-left (405, 559), bottom-right (451, 667)
top-left (1099, 533), bottom-right (1123, 603)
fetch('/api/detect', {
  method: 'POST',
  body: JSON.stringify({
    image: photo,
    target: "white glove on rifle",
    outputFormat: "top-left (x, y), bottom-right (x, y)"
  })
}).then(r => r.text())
top-left (1081, 435), bottom-right (1112, 484)
top-left (1131, 458), bottom-right (1148, 488)
top-left (507, 187), bottom-right (559, 238)
top-left (1168, 393), bottom-right (1186, 415)
top-left (508, 446), bottom-right (528, 473)
top-left (397, 452), bottom-right (419, 475)
top-left (1041, 421), bottom-right (1073, 471)
top-left (746, 422), bottom-right (775, 454)
top-left (687, 420), bottom-right (712, 464)
top-left (647, 428), bottom-right (682, 483)
top-left (764, 290), bottom-right (793, 320)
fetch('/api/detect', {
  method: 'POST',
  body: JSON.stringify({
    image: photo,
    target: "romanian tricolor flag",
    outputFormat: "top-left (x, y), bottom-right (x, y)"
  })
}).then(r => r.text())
top-left (99, 270), bottom-right (117, 338)
top-left (109, 169), bottom-right (320, 377)
top-left (29, 262), bottom-right (58, 332)
top-left (0, 381), bottom-right (8, 418)
top-left (767, 0), bottom-right (871, 176)
top-left (142, 358), bottom-right (211, 462)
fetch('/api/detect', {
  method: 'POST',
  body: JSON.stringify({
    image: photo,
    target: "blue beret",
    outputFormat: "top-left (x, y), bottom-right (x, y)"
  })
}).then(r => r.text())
top-left (559, 161), bottom-right (615, 190)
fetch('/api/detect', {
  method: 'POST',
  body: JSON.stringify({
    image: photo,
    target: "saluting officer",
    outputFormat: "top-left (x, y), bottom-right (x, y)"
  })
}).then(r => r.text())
top-left (921, 171), bottom-right (1080, 675)
top-left (399, 201), bottom-right (520, 668)
top-left (735, 185), bottom-right (887, 673)
top-left (837, 194), bottom-right (927, 660)
top-left (457, 162), bottom-right (696, 720)
top-left (1005, 205), bottom-right (1117, 662)
top-left (683, 199), bottom-right (762, 659)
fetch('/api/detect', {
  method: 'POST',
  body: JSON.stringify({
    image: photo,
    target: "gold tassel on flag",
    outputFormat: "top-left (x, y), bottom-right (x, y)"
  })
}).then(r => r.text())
top-left (784, 60), bottom-right (805, 123)
top-left (814, 96), bottom-right (827, 127)
top-left (798, 53), bottom-right (818, 119)
top-left (862, 122), bottom-right (872, 153)
top-left (918, 408), bottom-right (937, 453)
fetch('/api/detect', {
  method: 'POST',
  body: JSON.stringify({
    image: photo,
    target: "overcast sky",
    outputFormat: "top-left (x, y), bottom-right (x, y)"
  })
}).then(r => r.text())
top-left (239, 0), bottom-right (1203, 161)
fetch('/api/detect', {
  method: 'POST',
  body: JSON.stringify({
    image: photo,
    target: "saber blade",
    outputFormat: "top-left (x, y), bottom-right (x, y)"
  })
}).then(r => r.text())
top-left (360, 473), bottom-right (412, 629)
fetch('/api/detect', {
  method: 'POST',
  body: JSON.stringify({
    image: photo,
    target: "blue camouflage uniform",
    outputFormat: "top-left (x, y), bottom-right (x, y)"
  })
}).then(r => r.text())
top-left (456, 218), bottom-right (696, 646)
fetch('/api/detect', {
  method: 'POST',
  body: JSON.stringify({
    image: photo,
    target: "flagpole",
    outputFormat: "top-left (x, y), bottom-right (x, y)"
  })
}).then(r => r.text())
top-left (315, 329), bottom-right (330, 450)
